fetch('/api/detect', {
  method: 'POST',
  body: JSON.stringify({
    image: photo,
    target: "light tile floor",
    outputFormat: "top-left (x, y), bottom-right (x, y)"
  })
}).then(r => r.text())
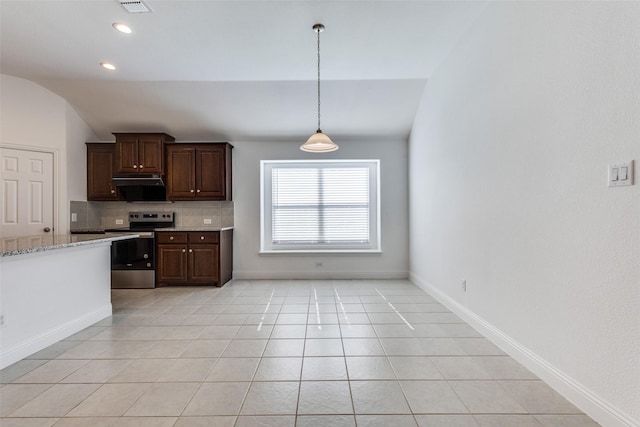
top-left (0, 279), bottom-right (601, 426)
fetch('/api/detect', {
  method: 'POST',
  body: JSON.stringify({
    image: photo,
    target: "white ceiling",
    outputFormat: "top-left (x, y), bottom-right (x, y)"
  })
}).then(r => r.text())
top-left (0, 0), bottom-right (487, 142)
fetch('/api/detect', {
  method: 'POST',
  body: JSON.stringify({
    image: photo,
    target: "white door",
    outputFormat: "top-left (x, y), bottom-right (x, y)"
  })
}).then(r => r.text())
top-left (0, 147), bottom-right (54, 237)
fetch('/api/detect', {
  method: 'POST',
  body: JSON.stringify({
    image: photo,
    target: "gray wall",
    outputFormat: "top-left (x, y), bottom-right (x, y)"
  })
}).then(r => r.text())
top-left (232, 139), bottom-right (409, 279)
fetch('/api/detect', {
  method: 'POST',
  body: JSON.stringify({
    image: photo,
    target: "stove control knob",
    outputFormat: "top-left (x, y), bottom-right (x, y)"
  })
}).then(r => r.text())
top-left (147, 263), bottom-right (152, 268)
top-left (143, 254), bottom-right (149, 259)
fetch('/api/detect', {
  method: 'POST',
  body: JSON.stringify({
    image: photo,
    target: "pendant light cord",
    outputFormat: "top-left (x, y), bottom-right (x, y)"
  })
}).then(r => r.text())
top-left (316, 26), bottom-right (321, 132)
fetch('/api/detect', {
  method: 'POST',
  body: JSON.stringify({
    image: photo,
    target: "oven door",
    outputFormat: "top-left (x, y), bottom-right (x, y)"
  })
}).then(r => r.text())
top-left (111, 236), bottom-right (155, 289)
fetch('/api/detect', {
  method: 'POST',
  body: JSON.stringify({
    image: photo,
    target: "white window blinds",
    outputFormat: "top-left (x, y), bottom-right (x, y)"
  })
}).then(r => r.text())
top-left (261, 160), bottom-right (380, 253)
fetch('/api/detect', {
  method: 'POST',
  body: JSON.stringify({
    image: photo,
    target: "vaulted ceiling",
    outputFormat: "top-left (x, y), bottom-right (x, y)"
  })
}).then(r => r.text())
top-left (1, 0), bottom-right (487, 142)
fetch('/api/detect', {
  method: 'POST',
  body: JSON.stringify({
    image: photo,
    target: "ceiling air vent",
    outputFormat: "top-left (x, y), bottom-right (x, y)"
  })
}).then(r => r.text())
top-left (119, 0), bottom-right (152, 13)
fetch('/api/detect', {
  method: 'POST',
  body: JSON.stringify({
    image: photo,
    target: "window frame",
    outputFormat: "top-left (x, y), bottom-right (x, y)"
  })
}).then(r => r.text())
top-left (260, 159), bottom-right (381, 254)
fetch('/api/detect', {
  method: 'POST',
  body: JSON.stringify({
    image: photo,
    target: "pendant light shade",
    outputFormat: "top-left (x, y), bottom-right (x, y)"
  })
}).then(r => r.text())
top-left (301, 23), bottom-right (339, 153)
top-left (301, 130), bottom-right (338, 153)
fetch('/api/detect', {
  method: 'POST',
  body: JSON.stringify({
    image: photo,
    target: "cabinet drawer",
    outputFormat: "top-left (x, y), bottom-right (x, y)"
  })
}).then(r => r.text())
top-left (188, 232), bottom-right (219, 244)
top-left (157, 232), bottom-right (187, 244)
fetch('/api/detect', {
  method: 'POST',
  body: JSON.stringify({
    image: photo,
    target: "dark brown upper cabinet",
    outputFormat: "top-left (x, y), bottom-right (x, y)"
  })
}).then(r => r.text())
top-left (165, 143), bottom-right (233, 201)
top-left (86, 143), bottom-right (119, 201)
top-left (113, 133), bottom-right (175, 174)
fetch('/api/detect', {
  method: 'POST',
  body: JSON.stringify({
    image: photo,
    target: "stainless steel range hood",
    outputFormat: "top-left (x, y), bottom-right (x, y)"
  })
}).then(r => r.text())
top-left (112, 174), bottom-right (167, 202)
top-left (112, 173), bottom-right (165, 187)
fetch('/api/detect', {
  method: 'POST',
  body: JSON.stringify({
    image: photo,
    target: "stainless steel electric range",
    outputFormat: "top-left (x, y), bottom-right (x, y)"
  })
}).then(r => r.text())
top-left (107, 212), bottom-right (175, 289)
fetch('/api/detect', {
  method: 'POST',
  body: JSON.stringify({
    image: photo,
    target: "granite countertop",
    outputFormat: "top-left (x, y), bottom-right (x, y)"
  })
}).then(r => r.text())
top-left (0, 233), bottom-right (139, 258)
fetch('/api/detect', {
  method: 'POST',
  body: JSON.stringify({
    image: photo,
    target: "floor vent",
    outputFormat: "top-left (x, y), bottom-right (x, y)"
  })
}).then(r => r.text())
top-left (119, 0), bottom-right (152, 13)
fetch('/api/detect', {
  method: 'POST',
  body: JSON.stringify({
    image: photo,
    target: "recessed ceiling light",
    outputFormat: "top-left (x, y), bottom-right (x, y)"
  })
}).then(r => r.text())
top-left (112, 22), bottom-right (132, 34)
top-left (100, 62), bottom-right (116, 71)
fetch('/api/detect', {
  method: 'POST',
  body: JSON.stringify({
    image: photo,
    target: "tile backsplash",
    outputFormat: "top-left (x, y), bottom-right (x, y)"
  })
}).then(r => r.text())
top-left (69, 201), bottom-right (102, 231)
top-left (70, 201), bottom-right (234, 231)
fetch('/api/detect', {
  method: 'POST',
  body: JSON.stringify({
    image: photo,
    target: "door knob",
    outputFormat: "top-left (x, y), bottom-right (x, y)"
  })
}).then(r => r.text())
top-left (43, 227), bottom-right (51, 233)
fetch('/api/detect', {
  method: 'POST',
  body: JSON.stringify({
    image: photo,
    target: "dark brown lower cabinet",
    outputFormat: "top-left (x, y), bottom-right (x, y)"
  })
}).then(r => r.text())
top-left (156, 230), bottom-right (232, 287)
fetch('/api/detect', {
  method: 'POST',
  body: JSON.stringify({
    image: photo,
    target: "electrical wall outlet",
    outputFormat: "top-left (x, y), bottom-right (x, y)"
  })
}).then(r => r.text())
top-left (0, 315), bottom-right (5, 327)
top-left (461, 279), bottom-right (467, 292)
top-left (115, 219), bottom-right (124, 225)
top-left (204, 218), bottom-right (212, 225)
top-left (71, 213), bottom-right (77, 222)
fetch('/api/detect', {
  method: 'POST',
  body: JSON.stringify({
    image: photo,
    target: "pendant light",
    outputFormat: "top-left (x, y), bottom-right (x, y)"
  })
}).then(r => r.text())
top-left (301, 23), bottom-right (339, 153)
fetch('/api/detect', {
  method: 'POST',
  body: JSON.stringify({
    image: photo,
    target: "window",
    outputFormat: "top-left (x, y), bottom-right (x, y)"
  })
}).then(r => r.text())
top-left (261, 160), bottom-right (380, 253)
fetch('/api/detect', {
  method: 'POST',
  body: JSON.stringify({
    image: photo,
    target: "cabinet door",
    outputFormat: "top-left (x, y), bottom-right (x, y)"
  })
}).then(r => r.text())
top-left (138, 136), bottom-right (164, 173)
top-left (86, 144), bottom-right (119, 200)
top-left (115, 135), bottom-right (139, 173)
top-left (188, 244), bottom-right (219, 283)
top-left (196, 146), bottom-right (226, 199)
top-left (157, 244), bottom-right (188, 284)
top-left (166, 146), bottom-right (196, 199)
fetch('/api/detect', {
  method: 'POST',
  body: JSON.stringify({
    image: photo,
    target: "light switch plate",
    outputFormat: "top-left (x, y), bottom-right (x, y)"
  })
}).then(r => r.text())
top-left (609, 161), bottom-right (634, 187)
top-left (203, 218), bottom-right (212, 225)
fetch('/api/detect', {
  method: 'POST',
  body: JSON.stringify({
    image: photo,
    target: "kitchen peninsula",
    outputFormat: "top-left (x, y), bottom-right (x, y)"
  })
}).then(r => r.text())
top-left (0, 233), bottom-right (137, 369)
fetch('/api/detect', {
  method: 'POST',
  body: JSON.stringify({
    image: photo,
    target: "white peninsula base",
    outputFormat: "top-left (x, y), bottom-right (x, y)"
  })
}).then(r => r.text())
top-left (0, 242), bottom-right (112, 369)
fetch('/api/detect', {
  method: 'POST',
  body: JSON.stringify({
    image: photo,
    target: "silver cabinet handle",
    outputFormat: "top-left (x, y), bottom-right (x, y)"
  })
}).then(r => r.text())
top-left (110, 189), bottom-right (115, 194)
top-left (182, 249), bottom-right (186, 253)
top-left (133, 165), bottom-right (137, 168)
top-left (190, 189), bottom-right (194, 193)
top-left (189, 249), bottom-right (193, 253)
top-left (170, 236), bottom-right (174, 240)
top-left (196, 189), bottom-right (201, 193)
top-left (200, 236), bottom-right (205, 240)
top-left (139, 165), bottom-right (143, 168)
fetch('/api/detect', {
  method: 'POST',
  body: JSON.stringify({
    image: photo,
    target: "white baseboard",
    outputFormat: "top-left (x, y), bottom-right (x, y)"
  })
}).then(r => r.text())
top-left (0, 304), bottom-right (112, 369)
top-left (233, 271), bottom-right (409, 280)
top-left (409, 272), bottom-right (638, 427)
